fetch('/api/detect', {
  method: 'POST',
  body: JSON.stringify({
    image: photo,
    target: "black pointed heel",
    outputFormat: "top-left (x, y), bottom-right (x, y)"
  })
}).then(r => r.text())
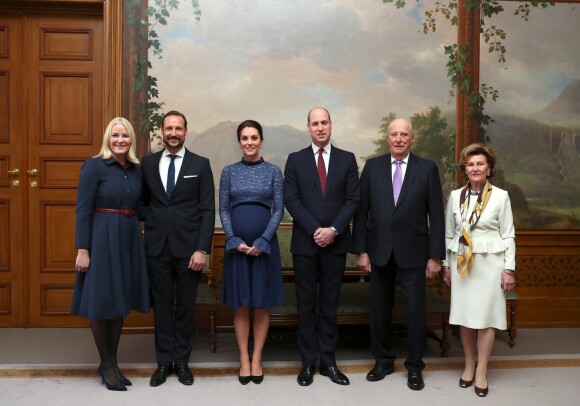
top-left (239, 367), bottom-right (251, 385)
top-left (98, 365), bottom-right (127, 391)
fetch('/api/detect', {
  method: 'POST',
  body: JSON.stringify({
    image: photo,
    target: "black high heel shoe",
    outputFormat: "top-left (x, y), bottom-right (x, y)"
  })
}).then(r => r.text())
top-left (459, 363), bottom-right (476, 388)
top-left (459, 377), bottom-right (474, 388)
top-left (119, 373), bottom-right (132, 386)
top-left (251, 362), bottom-right (264, 384)
top-left (239, 367), bottom-right (251, 385)
top-left (98, 365), bottom-right (127, 391)
top-left (474, 375), bottom-right (488, 397)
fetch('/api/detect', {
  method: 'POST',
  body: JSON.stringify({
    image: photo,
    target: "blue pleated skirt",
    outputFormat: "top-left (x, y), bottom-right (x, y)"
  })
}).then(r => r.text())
top-left (220, 204), bottom-right (285, 310)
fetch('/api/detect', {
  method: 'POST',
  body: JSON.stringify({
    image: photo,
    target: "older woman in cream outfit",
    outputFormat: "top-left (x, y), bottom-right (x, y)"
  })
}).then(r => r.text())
top-left (442, 144), bottom-right (516, 398)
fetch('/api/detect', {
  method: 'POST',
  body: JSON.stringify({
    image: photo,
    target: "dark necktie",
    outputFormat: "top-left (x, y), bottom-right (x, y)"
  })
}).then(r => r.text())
top-left (393, 160), bottom-right (403, 204)
top-left (166, 154), bottom-right (176, 199)
top-left (317, 148), bottom-right (326, 193)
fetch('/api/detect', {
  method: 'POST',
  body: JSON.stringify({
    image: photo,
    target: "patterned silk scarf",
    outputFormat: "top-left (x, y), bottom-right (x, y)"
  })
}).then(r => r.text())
top-left (457, 180), bottom-right (493, 278)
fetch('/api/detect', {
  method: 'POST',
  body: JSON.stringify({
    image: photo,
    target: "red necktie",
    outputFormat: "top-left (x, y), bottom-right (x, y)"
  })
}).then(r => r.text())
top-left (317, 148), bottom-right (326, 193)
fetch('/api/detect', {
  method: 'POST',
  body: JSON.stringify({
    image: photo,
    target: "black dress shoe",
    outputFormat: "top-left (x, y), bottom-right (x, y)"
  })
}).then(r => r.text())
top-left (320, 366), bottom-right (350, 386)
top-left (297, 366), bottom-right (315, 386)
top-left (366, 363), bottom-right (395, 382)
top-left (150, 364), bottom-right (172, 387)
top-left (407, 371), bottom-right (425, 391)
top-left (175, 363), bottom-right (194, 385)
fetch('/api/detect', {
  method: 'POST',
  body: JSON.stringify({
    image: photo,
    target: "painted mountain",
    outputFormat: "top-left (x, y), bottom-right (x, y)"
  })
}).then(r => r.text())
top-left (184, 120), bottom-right (309, 182)
top-left (535, 79), bottom-right (580, 127)
top-left (485, 80), bottom-right (580, 229)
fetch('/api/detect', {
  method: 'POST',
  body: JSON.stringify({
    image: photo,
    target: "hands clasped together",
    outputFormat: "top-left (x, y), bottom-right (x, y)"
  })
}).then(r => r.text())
top-left (236, 242), bottom-right (263, 257)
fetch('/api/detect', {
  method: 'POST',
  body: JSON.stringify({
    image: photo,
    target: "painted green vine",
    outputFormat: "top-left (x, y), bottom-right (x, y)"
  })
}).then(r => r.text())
top-left (383, 0), bottom-right (554, 142)
top-left (125, 0), bottom-right (201, 150)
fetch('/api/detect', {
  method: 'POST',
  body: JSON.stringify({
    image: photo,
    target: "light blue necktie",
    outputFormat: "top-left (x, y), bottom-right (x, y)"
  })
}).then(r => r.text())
top-left (393, 160), bottom-right (403, 204)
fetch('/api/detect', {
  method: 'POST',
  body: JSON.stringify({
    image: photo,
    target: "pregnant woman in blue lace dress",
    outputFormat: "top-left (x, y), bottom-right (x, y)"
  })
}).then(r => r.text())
top-left (219, 120), bottom-right (285, 385)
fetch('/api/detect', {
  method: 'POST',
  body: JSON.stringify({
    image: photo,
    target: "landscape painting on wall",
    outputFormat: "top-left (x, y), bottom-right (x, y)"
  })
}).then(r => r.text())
top-left (123, 0), bottom-right (455, 195)
top-left (480, 2), bottom-right (580, 229)
top-left (123, 0), bottom-right (579, 230)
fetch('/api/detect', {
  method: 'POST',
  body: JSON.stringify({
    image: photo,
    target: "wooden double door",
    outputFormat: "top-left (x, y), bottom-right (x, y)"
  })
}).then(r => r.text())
top-left (0, 6), bottom-right (104, 326)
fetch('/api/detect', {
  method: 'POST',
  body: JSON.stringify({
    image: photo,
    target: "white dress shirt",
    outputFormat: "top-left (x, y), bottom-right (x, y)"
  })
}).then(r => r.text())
top-left (159, 147), bottom-right (185, 192)
top-left (312, 143), bottom-right (331, 175)
top-left (391, 154), bottom-right (410, 182)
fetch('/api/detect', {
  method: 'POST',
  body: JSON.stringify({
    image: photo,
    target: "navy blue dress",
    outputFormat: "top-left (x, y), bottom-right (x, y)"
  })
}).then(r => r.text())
top-left (70, 157), bottom-right (150, 320)
top-left (219, 158), bottom-right (285, 309)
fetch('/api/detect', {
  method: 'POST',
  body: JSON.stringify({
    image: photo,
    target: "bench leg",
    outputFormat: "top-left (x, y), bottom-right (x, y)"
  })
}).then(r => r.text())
top-left (440, 321), bottom-right (450, 357)
top-left (209, 305), bottom-right (217, 353)
top-left (507, 299), bottom-right (518, 348)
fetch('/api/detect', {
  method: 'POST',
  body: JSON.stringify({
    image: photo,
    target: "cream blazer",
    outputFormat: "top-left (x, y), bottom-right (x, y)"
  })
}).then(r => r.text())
top-left (443, 185), bottom-right (516, 270)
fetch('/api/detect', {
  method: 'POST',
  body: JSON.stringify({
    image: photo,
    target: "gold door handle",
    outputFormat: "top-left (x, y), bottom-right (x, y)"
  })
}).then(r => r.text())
top-left (27, 169), bottom-right (38, 176)
top-left (8, 168), bottom-right (20, 176)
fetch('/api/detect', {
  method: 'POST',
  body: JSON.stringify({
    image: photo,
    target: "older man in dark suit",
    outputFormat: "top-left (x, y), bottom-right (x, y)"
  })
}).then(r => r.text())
top-left (141, 110), bottom-right (215, 387)
top-left (284, 107), bottom-right (360, 387)
top-left (352, 118), bottom-right (445, 391)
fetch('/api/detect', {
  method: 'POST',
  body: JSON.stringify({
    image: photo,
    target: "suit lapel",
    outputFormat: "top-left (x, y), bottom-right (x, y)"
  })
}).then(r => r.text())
top-left (382, 154), bottom-right (396, 208)
top-left (303, 147), bottom-right (325, 196)
top-left (172, 149), bottom-right (193, 195)
top-left (396, 153), bottom-right (416, 207)
top-left (151, 150), bottom-right (165, 195)
top-left (325, 147), bottom-right (337, 197)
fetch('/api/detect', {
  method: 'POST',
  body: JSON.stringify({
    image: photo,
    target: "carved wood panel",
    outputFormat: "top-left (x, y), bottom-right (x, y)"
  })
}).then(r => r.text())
top-left (40, 73), bottom-right (93, 144)
top-left (41, 201), bottom-right (76, 272)
top-left (0, 71), bottom-right (7, 143)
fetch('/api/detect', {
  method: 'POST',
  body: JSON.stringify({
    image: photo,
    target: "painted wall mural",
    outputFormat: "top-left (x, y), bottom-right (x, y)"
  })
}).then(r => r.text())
top-left (123, 0), bottom-right (579, 229)
top-left (480, 2), bottom-right (580, 229)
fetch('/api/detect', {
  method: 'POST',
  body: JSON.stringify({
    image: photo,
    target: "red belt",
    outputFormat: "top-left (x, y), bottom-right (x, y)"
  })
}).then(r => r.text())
top-left (94, 208), bottom-right (137, 216)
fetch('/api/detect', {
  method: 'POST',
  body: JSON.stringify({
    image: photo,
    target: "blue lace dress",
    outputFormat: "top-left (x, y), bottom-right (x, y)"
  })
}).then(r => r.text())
top-left (219, 158), bottom-right (285, 309)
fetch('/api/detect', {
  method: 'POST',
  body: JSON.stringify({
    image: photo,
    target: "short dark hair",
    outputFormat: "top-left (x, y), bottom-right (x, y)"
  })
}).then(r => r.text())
top-left (237, 120), bottom-right (263, 142)
top-left (459, 143), bottom-right (497, 178)
top-left (162, 110), bottom-right (188, 129)
top-left (307, 107), bottom-right (331, 124)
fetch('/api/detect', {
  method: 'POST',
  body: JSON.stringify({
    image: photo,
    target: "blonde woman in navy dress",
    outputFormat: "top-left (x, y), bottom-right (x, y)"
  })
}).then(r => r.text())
top-left (442, 144), bottom-right (516, 397)
top-left (219, 120), bottom-right (285, 385)
top-left (71, 117), bottom-right (150, 391)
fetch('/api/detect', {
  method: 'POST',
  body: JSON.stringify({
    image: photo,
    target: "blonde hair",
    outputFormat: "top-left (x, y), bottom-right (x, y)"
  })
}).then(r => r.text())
top-left (95, 117), bottom-right (140, 164)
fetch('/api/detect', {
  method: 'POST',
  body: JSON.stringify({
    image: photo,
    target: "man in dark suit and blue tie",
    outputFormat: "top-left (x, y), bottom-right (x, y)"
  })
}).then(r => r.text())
top-left (284, 107), bottom-right (360, 386)
top-left (352, 118), bottom-right (445, 391)
top-left (141, 110), bottom-right (215, 387)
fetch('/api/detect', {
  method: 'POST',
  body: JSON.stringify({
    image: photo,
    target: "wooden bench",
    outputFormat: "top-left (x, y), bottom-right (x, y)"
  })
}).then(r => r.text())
top-left (268, 225), bottom-right (451, 357)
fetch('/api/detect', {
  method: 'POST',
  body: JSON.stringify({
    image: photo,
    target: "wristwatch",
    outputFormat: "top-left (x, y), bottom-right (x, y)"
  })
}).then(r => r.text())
top-left (330, 226), bottom-right (339, 236)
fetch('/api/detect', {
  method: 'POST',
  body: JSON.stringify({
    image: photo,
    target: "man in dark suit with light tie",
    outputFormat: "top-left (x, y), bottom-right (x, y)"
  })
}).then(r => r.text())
top-left (352, 118), bottom-right (445, 391)
top-left (284, 107), bottom-right (360, 387)
top-left (141, 110), bottom-right (215, 387)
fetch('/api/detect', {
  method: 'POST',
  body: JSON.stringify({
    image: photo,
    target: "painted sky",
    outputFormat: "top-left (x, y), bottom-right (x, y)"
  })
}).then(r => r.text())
top-left (150, 0), bottom-right (579, 160)
top-left (150, 0), bottom-right (455, 159)
top-left (480, 2), bottom-right (580, 118)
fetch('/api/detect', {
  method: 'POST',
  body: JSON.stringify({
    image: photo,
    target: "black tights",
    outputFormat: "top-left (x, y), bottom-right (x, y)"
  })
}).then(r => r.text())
top-left (91, 318), bottom-right (124, 384)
